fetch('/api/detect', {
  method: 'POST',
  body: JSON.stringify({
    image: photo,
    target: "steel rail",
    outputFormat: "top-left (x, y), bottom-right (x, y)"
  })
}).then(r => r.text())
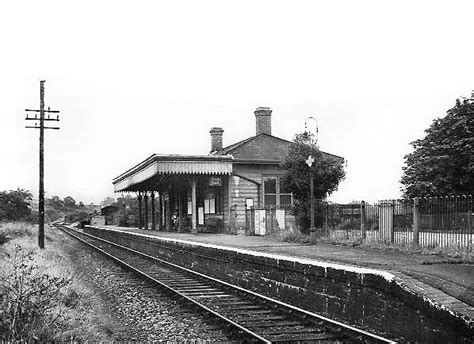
top-left (58, 224), bottom-right (396, 343)
top-left (57, 224), bottom-right (270, 343)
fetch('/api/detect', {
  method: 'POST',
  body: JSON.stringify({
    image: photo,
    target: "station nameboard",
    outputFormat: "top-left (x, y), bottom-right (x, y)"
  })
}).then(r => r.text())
top-left (209, 177), bottom-right (222, 186)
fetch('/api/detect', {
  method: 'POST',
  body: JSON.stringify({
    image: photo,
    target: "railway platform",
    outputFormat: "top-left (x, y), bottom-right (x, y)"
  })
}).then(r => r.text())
top-left (100, 225), bottom-right (473, 326)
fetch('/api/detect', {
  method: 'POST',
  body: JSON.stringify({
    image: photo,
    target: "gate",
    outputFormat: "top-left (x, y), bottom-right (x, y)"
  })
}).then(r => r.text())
top-left (379, 201), bottom-right (394, 243)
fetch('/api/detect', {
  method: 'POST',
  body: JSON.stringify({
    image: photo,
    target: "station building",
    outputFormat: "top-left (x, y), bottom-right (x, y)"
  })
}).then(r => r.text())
top-left (112, 107), bottom-right (340, 234)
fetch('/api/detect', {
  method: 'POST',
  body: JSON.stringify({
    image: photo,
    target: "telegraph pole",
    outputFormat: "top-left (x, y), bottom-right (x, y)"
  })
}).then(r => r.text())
top-left (25, 80), bottom-right (60, 249)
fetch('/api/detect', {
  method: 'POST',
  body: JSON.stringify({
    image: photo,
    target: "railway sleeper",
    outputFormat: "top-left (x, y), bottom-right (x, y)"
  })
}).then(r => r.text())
top-left (157, 277), bottom-right (196, 282)
top-left (245, 320), bottom-right (302, 328)
top-left (165, 282), bottom-right (208, 287)
top-left (174, 284), bottom-right (218, 289)
top-left (221, 305), bottom-right (264, 310)
top-left (211, 300), bottom-right (254, 305)
top-left (192, 294), bottom-right (234, 299)
top-left (223, 309), bottom-right (274, 315)
top-left (266, 332), bottom-right (339, 342)
top-left (184, 291), bottom-right (229, 296)
top-left (259, 327), bottom-right (323, 335)
top-left (238, 315), bottom-right (287, 322)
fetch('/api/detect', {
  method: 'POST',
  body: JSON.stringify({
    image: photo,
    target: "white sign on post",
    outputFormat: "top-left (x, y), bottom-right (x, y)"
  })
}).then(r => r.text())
top-left (246, 198), bottom-right (254, 209)
top-left (254, 209), bottom-right (266, 235)
top-left (198, 207), bottom-right (204, 225)
top-left (276, 209), bottom-right (285, 230)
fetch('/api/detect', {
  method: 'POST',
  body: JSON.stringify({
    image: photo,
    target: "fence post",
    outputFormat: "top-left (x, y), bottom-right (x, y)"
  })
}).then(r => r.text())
top-left (468, 195), bottom-right (472, 252)
top-left (390, 200), bottom-right (395, 244)
top-left (360, 201), bottom-right (366, 239)
top-left (413, 197), bottom-right (420, 246)
top-left (325, 202), bottom-right (329, 235)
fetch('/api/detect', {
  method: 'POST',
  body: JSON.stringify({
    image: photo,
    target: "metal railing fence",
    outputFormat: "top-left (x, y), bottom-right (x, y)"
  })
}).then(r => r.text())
top-left (320, 195), bottom-right (472, 250)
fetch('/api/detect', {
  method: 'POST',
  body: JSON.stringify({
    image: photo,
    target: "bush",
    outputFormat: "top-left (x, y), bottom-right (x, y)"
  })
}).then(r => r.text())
top-left (292, 200), bottom-right (326, 234)
top-left (0, 222), bottom-right (34, 245)
top-left (0, 232), bottom-right (7, 245)
top-left (45, 208), bottom-right (63, 223)
top-left (0, 189), bottom-right (33, 221)
top-left (64, 210), bottom-right (90, 223)
top-left (334, 218), bottom-right (360, 231)
top-left (0, 245), bottom-right (71, 341)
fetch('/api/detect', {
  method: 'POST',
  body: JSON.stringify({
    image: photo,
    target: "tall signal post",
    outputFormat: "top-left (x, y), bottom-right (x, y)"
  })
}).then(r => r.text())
top-left (25, 80), bottom-right (60, 249)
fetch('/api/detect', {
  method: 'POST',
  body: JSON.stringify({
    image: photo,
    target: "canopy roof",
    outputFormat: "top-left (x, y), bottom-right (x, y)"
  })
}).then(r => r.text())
top-left (113, 154), bottom-right (233, 192)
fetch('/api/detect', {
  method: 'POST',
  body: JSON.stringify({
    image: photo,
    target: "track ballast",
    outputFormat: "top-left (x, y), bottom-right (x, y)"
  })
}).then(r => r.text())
top-left (56, 224), bottom-right (395, 343)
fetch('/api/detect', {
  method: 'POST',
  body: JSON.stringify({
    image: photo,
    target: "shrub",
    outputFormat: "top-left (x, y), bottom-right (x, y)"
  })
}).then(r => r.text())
top-left (0, 222), bottom-right (34, 245)
top-left (64, 210), bottom-right (90, 223)
top-left (0, 245), bottom-right (71, 341)
top-left (0, 189), bottom-right (33, 221)
top-left (334, 218), bottom-right (360, 231)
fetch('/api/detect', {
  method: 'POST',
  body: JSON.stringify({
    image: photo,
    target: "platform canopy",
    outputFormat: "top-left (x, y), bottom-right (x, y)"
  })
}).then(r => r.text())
top-left (113, 154), bottom-right (233, 192)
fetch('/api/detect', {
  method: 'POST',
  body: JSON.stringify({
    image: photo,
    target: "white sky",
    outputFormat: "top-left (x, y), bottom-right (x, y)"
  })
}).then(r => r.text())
top-left (1, 0), bottom-right (473, 204)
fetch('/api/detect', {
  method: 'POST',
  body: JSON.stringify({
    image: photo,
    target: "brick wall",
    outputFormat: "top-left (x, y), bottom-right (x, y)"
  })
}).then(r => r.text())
top-left (231, 135), bottom-right (290, 161)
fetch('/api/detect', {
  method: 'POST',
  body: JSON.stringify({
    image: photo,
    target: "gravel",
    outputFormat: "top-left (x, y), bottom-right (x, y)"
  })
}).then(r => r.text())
top-left (58, 229), bottom-right (233, 342)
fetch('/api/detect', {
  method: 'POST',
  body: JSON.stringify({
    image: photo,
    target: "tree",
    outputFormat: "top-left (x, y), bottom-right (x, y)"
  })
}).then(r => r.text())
top-left (282, 132), bottom-right (346, 231)
top-left (0, 189), bottom-right (33, 221)
top-left (101, 197), bottom-right (116, 207)
top-left (63, 196), bottom-right (76, 209)
top-left (64, 210), bottom-right (90, 223)
top-left (46, 196), bottom-right (64, 211)
top-left (401, 98), bottom-right (473, 198)
top-left (115, 195), bottom-right (139, 227)
top-left (45, 208), bottom-right (62, 223)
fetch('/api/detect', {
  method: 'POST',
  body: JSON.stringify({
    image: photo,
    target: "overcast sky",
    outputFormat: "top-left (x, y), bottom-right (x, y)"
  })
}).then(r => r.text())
top-left (1, 0), bottom-right (473, 204)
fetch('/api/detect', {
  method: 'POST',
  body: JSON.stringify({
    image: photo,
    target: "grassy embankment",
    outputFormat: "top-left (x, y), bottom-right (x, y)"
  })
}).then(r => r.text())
top-left (0, 222), bottom-right (116, 342)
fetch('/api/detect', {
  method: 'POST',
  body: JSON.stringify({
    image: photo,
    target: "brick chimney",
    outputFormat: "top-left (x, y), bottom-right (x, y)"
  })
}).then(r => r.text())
top-left (254, 107), bottom-right (272, 135)
top-left (209, 127), bottom-right (224, 153)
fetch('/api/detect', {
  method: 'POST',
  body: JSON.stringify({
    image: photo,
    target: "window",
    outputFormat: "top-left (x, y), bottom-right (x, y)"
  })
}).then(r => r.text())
top-left (204, 198), bottom-right (215, 214)
top-left (263, 176), bottom-right (292, 208)
top-left (264, 177), bottom-right (277, 207)
top-left (279, 179), bottom-right (292, 207)
top-left (187, 201), bottom-right (193, 215)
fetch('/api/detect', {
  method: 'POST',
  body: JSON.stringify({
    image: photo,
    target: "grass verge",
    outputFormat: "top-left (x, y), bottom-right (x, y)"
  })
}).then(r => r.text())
top-left (0, 221), bottom-right (116, 341)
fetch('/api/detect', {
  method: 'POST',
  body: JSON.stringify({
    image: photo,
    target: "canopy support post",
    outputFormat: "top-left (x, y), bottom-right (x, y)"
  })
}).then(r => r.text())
top-left (144, 192), bottom-right (149, 230)
top-left (191, 178), bottom-right (197, 233)
top-left (137, 192), bottom-right (143, 229)
top-left (151, 191), bottom-right (156, 231)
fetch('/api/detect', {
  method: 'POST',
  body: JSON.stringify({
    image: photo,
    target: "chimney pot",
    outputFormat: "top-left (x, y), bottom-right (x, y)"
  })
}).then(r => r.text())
top-left (209, 127), bottom-right (224, 153)
top-left (254, 107), bottom-right (272, 135)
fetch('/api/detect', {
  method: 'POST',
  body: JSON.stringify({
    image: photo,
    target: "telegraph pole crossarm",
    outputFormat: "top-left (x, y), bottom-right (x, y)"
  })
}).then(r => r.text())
top-left (25, 108), bottom-right (60, 113)
top-left (25, 127), bottom-right (60, 130)
top-left (24, 80), bottom-right (61, 249)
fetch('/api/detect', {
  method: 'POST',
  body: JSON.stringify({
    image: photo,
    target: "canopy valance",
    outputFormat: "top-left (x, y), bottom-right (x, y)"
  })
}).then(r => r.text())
top-left (113, 154), bottom-right (233, 192)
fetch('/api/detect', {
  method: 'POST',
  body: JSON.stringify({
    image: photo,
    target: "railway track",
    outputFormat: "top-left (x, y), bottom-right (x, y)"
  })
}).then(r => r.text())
top-left (56, 224), bottom-right (396, 343)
